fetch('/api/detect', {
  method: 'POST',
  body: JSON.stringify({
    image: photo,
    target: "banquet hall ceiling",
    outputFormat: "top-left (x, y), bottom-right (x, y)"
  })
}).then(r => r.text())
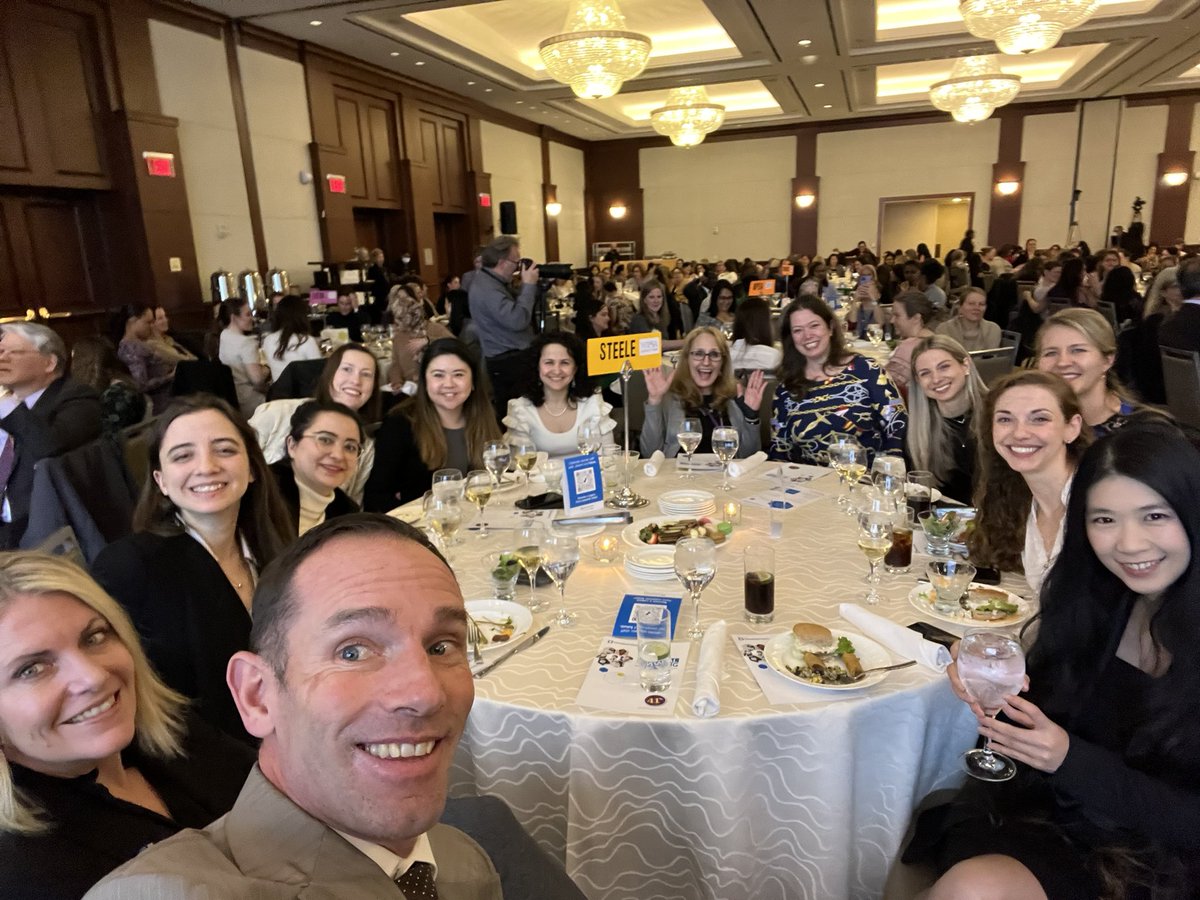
top-left (186, 0), bottom-right (1200, 140)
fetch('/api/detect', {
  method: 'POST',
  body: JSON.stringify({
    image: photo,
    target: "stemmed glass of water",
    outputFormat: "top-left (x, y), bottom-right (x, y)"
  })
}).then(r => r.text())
top-left (676, 417), bottom-right (702, 479)
top-left (577, 417), bottom-right (602, 455)
top-left (483, 440), bottom-right (510, 488)
top-left (541, 535), bottom-right (581, 627)
top-left (711, 426), bottom-right (739, 492)
top-left (674, 537), bottom-right (717, 639)
top-left (957, 631), bottom-right (1026, 782)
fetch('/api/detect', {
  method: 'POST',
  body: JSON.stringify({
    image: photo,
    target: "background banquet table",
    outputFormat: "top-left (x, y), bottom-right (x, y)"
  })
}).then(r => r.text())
top-left (417, 462), bottom-right (1021, 900)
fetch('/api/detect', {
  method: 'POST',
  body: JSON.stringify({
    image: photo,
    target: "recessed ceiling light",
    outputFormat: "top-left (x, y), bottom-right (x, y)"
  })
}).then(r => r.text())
top-left (415, 61), bottom-right (425, 66)
top-left (814, 82), bottom-right (825, 88)
top-left (390, 52), bottom-right (400, 57)
top-left (802, 55), bottom-right (818, 65)
top-left (823, 104), bottom-right (832, 109)
top-left (485, 88), bottom-right (493, 92)
top-left (797, 39), bottom-right (811, 46)
top-left (309, 20), bottom-right (322, 26)
top-left (516, 100), bottom-right (523, 104)
top-left (467, 81), bottom-right (476, 86)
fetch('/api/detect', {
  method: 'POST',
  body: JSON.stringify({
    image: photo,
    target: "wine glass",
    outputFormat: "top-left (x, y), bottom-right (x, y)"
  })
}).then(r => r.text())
top-left (674, 537), bottom-right (717, 639)
top-left (866, 323), bottom-right (884, 347)
top-left (464, 470), bottom-right (493, 538)
top-left (577, 417), bottom-right (602, 455)
top-left (514, 523), bottom-right (548, 612)
top-left (425, 494), bottom-right (463, 559)
top-left (840, 443), bottom-right (867, 514)
top-left (711, 426), bottom-right (739, 492)
top-left (957, 631), bottom-right (1026, 782)
top-left (511, 439), bottom-right (539, 489)
top-left (828, 436), bottom-right (864, 509)
top-left (541, 458), bottom-right (564, 496)
top-left (857, 510), bottom-right (893, 605)
top-left (541, 535), bottom-right (581, 627)
top-left (676, 417), bottom-right (702, 479)
top-left (483, 440), bottom-right (511, 488)
top-left (873, 469), bottom-right (905, 508)
top-left (872, 452), bottom-right (906, 480)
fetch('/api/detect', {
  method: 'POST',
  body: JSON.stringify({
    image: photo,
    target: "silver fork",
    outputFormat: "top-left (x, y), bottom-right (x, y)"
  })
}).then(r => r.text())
top-left (466, 614), bottom-right (484, 665)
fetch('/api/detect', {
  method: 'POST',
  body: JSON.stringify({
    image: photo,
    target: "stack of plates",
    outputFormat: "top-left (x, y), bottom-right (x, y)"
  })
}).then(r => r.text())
top-left (658, 489), bottom-right (717, 518)
top-left (624, 546), bottom-right (678, 582)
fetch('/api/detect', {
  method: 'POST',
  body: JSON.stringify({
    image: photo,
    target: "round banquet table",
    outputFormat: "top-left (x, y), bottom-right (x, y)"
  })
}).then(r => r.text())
top-left (418, 462), bottom-right (1023, 900)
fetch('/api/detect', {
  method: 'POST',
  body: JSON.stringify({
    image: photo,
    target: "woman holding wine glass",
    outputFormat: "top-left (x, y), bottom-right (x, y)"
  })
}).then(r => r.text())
top-left (639, 327), bottom-right (765, 460)
top-left (905, 417), bottom-right (1200, 900)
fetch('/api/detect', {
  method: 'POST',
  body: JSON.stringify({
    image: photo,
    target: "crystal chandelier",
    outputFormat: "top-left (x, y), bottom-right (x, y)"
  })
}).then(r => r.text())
top-left (538, 0), bottom-right (651, 100)
top-left (929, 55), bottom-right (1020, 123)
top-left (960, 0), bottom-right (1100, 55)
top-left (650, 86), bottom-right (726, 148)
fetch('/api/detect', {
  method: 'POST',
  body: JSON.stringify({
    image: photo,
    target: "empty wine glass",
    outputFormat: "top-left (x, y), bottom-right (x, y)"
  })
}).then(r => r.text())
top-left (873, 468), bottom-right (905, 507)
top-left (872, 452), bottom-right (907, 479)
top-left (511, 439), bottom-right (539, 489)
top-left (676, 417), bottom-right (702, 479)
top-left (541, 535), bottom-right (581, 627)
top-left (827, 435), bottom-right (864, 508)
top-left (514, 522), bottom-right (548, 612)
top-left (483, 440), bottom-right (510, 488)
top-left (425, 494), bottom-right (463, 559)
top-left (957, 631), bottom-right (1026, 782)
top-left (577, 417), bottom-right (602, 455)
top-left (711, 426), bottom-right (739, 492)
top-left (541, 458), bottom-right (564, 496)
top-left (674, 537), bottom-right (717, 639)
top-left (432, 468), bottom-right (465, 500)
top-left (857, 510), bottom-right (893, 604)
top-left (464, 470), bottom-right (493, 538)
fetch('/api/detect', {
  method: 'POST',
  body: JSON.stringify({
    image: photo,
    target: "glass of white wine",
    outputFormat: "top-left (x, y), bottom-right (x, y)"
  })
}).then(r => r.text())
top-left (840, 442), bottom-right (868, 515)
top-left (676, 417), bottom-right (702, 479)
top-left (711, 426), bottom-right (739, 492)
top-left (511, 439), bottom-right (539, 491)
top-left (464, 469), bottom-right (493, 538)
top-left (483, 440), bottom-right (511, 488)
top-left (674, 537), bottom-right (717, 639)
top-left (857, 510), bottom-right (893, 605)
top-left (425, 494), bottom-right (463, 560)
top-left (432, 468), bottom-right (465, 500)
top-left (514, 522), bottom-right (548, 612)
top-left (541, 535), bottom-right (581, 627)
top-left (826, 435), bottom-right (859, 508)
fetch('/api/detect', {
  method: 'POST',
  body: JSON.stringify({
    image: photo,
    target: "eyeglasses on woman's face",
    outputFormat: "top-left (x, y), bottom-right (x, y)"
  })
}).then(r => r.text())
top-left (299, 431), bottom-right (362, 458)
top-left (688, 350), bottom-right (722, 363)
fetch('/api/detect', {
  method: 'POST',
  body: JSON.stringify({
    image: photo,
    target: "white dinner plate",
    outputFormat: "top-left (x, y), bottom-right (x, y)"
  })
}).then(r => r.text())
top-left (763, 630), bottom-right (892, 691)
top-left (621, 516), bottom-right (732, 550)
top-left (464, 599), bottom-right (534, 653)
top-left (907, 583), bottom-right (1032, 628)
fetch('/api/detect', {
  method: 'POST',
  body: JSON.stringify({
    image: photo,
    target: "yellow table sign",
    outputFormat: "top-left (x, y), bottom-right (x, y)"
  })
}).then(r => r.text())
top-left (587, 332), bottom-right (662, 376)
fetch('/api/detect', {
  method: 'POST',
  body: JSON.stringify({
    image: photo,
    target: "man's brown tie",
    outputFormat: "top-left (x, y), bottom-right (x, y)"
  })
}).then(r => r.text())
top-left (395, 861), bottom-right (438, 899)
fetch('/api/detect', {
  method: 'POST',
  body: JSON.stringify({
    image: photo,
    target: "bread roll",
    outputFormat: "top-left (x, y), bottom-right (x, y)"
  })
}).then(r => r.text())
top-left (791, 622), bottom-right (835, 653)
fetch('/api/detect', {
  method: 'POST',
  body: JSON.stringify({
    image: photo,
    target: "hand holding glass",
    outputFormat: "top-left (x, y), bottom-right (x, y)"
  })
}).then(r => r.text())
top-left (958, 631), bottom-right (1026, 782)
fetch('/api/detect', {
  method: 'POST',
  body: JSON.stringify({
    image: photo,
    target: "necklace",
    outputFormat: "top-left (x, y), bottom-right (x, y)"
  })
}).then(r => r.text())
top-left (543, 400), bottom-right (575, 417)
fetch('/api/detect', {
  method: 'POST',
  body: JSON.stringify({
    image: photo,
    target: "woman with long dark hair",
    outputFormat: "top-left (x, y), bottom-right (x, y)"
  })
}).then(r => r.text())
top-left (1098, 265), bottom-right (1142, 324)
top-left (261, 295), bottom-right (320, 382)
top-left (908, 418), bottom-right (1200, 900)
top-left (1047, 257), bottom-right (1099, 309)
top-left (730, 297), bottom-right (781, 372)
top-left (364, 338), bottom-right (501, 510)
top-left (92, 396), bottom-right (292, 740)
top-left (269, 400), bottom-right (362, 535)
top-left (212, 297), bottom-right (269, 418)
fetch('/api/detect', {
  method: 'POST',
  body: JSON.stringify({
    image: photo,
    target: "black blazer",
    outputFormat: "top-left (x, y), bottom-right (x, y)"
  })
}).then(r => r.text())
top-left (1, 375), bottom-right (102, 548)
top-left (1160, 303), bottom-right (1200, 353)
top-left (0, 714), bottom-right (255, 900)
top-left (91, 532), bottom-right (253, 743)
top-left (362, 411), bottom-right (434, 512)
top-left (269, 459), bottom-right (359, 534)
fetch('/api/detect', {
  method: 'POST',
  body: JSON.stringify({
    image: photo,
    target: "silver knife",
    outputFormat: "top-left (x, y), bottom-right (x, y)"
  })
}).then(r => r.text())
top-left (473, 625), bottom-right (550, 678)
top-left (554, 512), bottom-right (632, 525)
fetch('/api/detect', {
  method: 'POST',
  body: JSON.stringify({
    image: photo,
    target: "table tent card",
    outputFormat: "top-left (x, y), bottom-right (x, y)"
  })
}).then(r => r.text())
top-left (611, 594), bottom-right (683, 640)
top-left (576, 638), bottom-right (691, 716)
top-left (562, 453), bottom-right (604, 515)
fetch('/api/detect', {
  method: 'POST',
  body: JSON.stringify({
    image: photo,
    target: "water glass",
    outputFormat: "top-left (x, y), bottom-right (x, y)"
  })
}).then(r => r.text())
top-left (675, 537), bottom-right (717, 639)
top-left (577, 417), bottom-right (602, 455)
top-left (906, 470), bottom-right (935, 517)
top-left (927, 559), bottom-right (977, 614)
top-left (676, 417), bottom-right (702, 479)
top-left (483, 551), bottom-right (519, 601)
top-left (483, 440), bottom-right (511, 487)
top-left (712, 426), bottom-right (739, 492)
top-left (636, 605), bottom-right (673, 692)
top-left (432, 468), bottom-right (465, 501)
top-left (958, 631), bottom-right (1026, 782)
top-left (541, 458), bottom-right (564, 495)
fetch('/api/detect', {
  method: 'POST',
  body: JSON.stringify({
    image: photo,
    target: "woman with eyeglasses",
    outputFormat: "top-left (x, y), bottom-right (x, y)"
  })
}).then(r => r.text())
top-left (639, 327), bottom-right (765, 459)
top-left (269, 400), bottom-right (362, 535)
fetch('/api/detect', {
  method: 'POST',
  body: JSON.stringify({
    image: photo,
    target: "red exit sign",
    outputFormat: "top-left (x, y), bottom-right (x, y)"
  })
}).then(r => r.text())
top-left (327, 174), bottom-right (347, 194)
top-left (142, 151), bottom-right (175, 177)
top-left (478, 192), bottom-right (492, 207)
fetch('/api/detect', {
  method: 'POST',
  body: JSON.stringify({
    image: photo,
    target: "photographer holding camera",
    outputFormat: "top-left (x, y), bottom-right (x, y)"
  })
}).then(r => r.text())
top-left (469, 235), bottom-right (541, 417)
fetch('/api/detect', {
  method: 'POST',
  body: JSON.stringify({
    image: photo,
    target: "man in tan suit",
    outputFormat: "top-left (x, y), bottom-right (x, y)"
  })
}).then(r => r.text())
top-left (87, 515), bottom-right (583, 899)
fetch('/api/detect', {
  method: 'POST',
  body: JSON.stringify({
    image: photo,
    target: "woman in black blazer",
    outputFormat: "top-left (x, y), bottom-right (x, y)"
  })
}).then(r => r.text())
top-left (91, 396), bottom-right (292, 742)
top-left (0, 552), bottom-right (255, 900)
top-left (269, 399), bottom-right (362, 535)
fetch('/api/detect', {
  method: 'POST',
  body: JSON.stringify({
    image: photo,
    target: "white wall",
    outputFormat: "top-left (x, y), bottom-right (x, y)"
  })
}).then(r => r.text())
top-left (1111, 104), bottom-right (1168, 241)
top-left (149, 20), bottom-right (256, 297)
top-left (479, 120), bottom-right (546, 262)
top-left (1187, 102), bottom-right (1200, 245)
top-left (549, 141), bottom-right (586, 266)
top-left (816, 120), bottom-right (998, 254)
top-left (1020, 110), bottom-right (1081, 247)
top-left (640, 136), bottom-right (795, 260)
top-left (237, 45), bottom-right (323, 287)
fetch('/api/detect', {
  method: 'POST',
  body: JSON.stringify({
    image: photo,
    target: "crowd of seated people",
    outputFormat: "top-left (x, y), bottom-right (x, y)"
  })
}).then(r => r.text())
top-left (0, 231), bottom-right (1196, 899)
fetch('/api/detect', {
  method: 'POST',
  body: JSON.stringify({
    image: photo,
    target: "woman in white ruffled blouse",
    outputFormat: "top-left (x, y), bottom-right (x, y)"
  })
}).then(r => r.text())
top-left (503, 332), bottom-right (617, 457)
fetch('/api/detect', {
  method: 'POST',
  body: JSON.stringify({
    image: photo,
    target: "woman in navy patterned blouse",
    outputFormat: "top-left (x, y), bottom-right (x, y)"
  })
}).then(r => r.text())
top-left (769, 296), bottom-right (907, 466)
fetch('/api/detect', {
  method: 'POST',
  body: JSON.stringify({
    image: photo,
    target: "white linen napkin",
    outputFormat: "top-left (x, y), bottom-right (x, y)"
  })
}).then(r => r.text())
top-left (643, 450), bottom-right (666, 476)
top-left (837, 603), bottom-right (952, 672)
top-left (727, 451), bottom-right (767, 479)
top-left (691, 619), bottom-right (726, 717)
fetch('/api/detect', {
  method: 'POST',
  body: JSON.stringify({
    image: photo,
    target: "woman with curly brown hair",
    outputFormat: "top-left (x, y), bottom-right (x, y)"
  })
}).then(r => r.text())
top-left (968, 370), bottom-right (1092, 594)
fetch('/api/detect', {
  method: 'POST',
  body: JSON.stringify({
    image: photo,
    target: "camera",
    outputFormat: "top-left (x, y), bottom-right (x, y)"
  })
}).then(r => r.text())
top-left (521, 260), bottom-right (575, 281)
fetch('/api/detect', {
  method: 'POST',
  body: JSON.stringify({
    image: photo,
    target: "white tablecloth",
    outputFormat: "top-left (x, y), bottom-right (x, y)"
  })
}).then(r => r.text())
top-left (413, 464), bottom-right (1024, 899)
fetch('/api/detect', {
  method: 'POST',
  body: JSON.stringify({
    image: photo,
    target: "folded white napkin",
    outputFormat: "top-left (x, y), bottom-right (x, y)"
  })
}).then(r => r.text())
top-left (691, 619), bottom-right (726, 717)
top-left (728, 451), bottom-right (768, 479)
top-left (643, 450), bottom-right (666, 476)
top-left (837, 603), bottom-right (952, 672)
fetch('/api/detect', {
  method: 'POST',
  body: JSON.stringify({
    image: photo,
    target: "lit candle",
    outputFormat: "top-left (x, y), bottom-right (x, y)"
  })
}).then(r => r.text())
top-left (722, 500), bottom-right (741, 525)
top-left (593, 535), bottom-right (621, 564)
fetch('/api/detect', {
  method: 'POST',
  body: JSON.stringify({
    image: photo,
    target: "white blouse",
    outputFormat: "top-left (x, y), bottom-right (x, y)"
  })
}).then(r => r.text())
top-left (261, 330), bottom-right (322, 382)
top-left (1022, 477), bottom-right (1073, 596)
top-left (730, 340), bottom-right (782, 372)
top-left (503, 393), bottom-right (618, 457)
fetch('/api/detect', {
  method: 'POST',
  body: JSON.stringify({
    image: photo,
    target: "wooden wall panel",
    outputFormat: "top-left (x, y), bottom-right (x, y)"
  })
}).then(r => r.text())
top-left (0, 203), bottom-right (24, 314)
top-left (334, 96), bottom-right (368, 201)
top-left (367, 102), bottom-right (398, 202)
top-left (0, 51), bottom-right (27, 174)
top-left (420, 119), bottom-right (442, 206)
top-left (439, 120), bottom-right (466, 211)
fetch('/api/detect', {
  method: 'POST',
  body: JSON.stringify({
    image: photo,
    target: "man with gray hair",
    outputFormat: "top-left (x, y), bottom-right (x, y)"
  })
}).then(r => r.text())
top-left (468, 235), bottom-right (540, 416)
top-left (0, 322), bottom-right (102, 548)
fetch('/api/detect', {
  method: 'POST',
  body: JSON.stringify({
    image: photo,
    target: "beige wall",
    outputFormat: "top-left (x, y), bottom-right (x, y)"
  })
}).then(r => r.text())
top-left (1111, 104), bottom-right (1169, 243)
top-left (816, 120), bottom-right (998, 255)
top-left (880, 201), bottom-right (938, 253)
top-left (1020, 110), bottom-right (1081, 248)
top-left (480, 120), bottom-right (546, 262)
top-left (1188, 102), bottom-right (1200, 245)
top-left (640, 136), bottom-right (795, 260)
top-left (237, 45), bottom-right (323, 287)
top-left (549, 141), bottom-right (586, 266)
top-left (149, 20), bottom-right (256, 298)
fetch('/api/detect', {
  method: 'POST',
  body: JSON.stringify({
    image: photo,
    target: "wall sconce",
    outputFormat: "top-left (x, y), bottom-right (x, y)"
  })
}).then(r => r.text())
top-left (609, 204), bottom-right (627, 219)
top-left (995, 180), bottom-right (1020, 196)
top-left (545, 201), bottom-right (562, 216)
top-left (1161, 170), bottom-right (1189, 187)
top-left (794, 193), bottom-right (815, 209)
